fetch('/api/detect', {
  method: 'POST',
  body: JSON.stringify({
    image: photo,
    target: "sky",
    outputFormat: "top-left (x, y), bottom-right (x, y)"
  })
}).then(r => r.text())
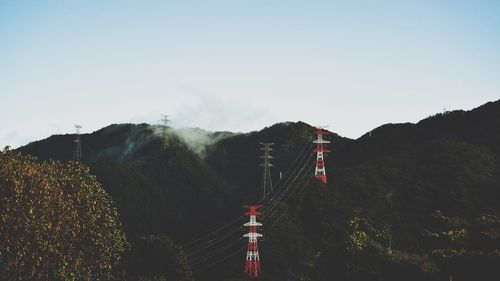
top-left (1, 0), bottom-right (499, 148)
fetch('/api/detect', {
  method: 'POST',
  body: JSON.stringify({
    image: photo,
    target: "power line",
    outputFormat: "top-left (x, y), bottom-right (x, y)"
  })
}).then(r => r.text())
top-left (264, 166), bottom-right (314, 229)
top-left (264, 153), bottom-right (314, 219)
top-left (263, 144), bottom-right (312, 211)
top-left (271, 139), bottom-right (313, 191)
top-left (185, 226), bottom-right (242, 257)
top-left (186, 149), bottom-right (312, 270)
top-left (180, 140), bottom-right (312, 249)
top-left (189, 162), bottom-right (314, 273)
top-left (186, 146), bottom-right (313, 271)
top-left (183, 140), bottom-right (316, 273)
top-left (181, 216), bottom-right (242, 249)
top-left (266, 171), bottom-right (314, 232)
top-left (192, 248), bottom-right (245, 273)
top-left (189, 237), bottom-right (242, 266)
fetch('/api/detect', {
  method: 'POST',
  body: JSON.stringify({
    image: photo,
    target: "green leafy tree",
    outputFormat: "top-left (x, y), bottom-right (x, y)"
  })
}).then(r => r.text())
top-left (426, 210), bottom-right (500, 256)
top-left (0, 151), bottom-right (127, 280)
top-left (346, 216), bottom-right (392, 256)
top-left (425, 210), bottom-right (500, 279)
top-left (343, 216), bottom-right (438, 280)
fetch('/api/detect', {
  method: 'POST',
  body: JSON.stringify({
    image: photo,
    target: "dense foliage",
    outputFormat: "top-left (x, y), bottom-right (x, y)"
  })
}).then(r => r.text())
top-left (0, 150), bottom-right (127, 281)
top-left (19, 99), bottom-right (500, 280)
top-left (126, 235), bottom-right (193, 281)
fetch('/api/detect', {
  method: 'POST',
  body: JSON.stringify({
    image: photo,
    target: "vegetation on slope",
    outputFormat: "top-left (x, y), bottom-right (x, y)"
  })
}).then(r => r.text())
top-left (0, 150), bottom-right (127, 280)
top-left (15, 99), bottom-right (500, 280)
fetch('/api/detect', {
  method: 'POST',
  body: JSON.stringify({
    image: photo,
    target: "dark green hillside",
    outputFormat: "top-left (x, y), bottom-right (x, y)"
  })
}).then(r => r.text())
top-left (17, 99), bottom-right (500, 281)
top-left (339, 100), bottom-right (500, 165)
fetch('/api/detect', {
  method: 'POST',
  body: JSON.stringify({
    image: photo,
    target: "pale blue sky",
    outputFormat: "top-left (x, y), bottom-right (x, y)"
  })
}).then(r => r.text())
top-left (1, 0), bottom-right (499, 147)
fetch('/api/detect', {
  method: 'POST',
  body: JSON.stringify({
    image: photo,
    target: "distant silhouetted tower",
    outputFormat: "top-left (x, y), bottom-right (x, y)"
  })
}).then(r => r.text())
top-left (260, 143), bottom-right (274, 199)
top-left (243, 205), bottom-right (263, 278)
top-left (74, 125), bottom-right (82, 162)
top-left (313, 127), bottom-right (330, 184)
top-left (160, 115), bottom-right (170, 149)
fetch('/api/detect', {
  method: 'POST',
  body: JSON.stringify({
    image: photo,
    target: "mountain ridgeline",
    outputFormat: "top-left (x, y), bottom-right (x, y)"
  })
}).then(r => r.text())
top-left (19, 100), bottom-right (500, 281)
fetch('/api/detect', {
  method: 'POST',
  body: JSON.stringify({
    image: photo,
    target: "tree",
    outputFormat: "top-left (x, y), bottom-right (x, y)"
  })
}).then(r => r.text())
top-left (0, 151), bottom-right (127, 280)
top-left (346, 216), bottom-right (392, 257)
top-left (425, 210), bottom-right (500, 279)
top-left (126, 235), bottom-right (193, 281)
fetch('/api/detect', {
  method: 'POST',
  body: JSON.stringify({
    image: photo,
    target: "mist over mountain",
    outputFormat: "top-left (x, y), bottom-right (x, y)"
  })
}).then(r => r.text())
top-left (17, 99), bottom-right (500, 281)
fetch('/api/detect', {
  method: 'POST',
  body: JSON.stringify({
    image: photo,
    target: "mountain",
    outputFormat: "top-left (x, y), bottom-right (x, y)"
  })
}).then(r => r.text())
top-left (18, 99), bottom-right (500, 281)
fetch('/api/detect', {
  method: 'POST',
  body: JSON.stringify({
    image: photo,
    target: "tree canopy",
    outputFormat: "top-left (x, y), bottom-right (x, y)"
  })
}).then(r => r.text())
top-left (0, 150), bottom-right (127, 280)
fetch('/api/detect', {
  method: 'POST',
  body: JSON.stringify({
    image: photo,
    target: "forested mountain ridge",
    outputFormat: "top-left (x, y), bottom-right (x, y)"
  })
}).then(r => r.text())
top-left (17, 99), bottom-right (500, 281)
top-left (338, 100), bottom-right (500, 165)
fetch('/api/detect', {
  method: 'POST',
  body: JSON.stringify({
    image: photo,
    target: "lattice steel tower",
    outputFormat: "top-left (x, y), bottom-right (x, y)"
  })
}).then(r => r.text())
top-left (313, 127), bottom-right (331, 184)
top-left (73, 125), bottom-right (82, 162)
top-left (160, 114), bottom-right (170, 149)
top-left (260, 142), bottom-right (274, 199)
top-left (243, 205), bottom-right (263, 278)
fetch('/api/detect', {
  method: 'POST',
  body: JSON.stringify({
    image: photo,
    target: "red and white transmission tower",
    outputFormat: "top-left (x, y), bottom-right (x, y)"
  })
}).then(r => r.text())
top-left (243, 205), bottom-right (263, 278)
top-left (313, 127), bottom-right (331, 184)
